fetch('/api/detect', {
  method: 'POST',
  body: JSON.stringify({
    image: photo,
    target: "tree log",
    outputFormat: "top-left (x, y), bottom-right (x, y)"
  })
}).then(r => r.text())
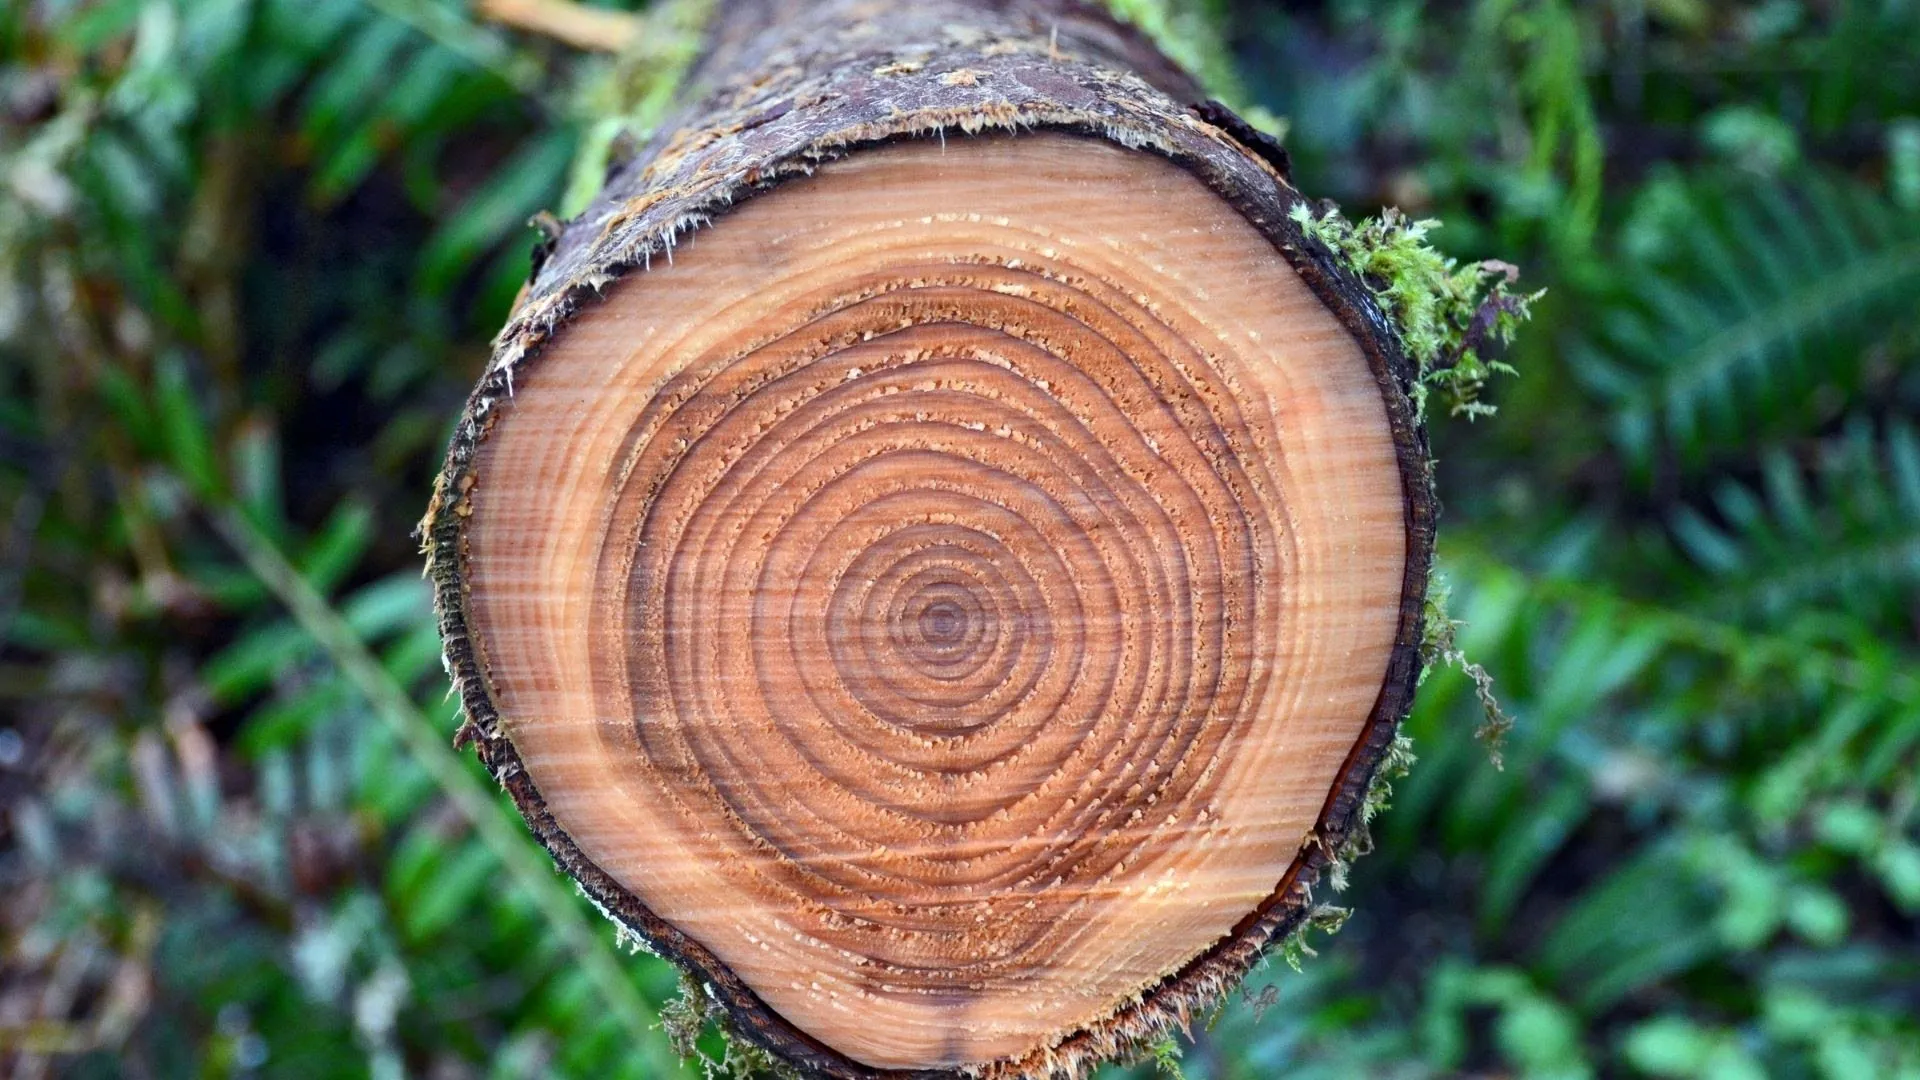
top-left (425, 0), bottom-right (1434, 1075)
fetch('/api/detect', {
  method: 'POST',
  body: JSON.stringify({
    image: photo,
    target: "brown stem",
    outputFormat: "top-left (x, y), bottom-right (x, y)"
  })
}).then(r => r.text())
top-left (475, 0), bottom-right (642, 52)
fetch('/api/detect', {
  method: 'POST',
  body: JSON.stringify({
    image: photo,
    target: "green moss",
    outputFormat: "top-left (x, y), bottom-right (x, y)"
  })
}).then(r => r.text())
top-left (1325, 733), bottom-right (1416, 893)
top-left (1289, 202), bottom-right (1527, 769)
top-left (661, 971), bottom-right (801, 1080)
top-left (1421, 574), bottom-right (1516, 769)
top-left (1289, 203), bottom-right (1538, 422)
top-left (1276, 903), bottom-right (1354, 974)
top-left (1263, 730), bottom-right (1413, 980)
top-left (1146, 1036), bottom-right (1190, 1079)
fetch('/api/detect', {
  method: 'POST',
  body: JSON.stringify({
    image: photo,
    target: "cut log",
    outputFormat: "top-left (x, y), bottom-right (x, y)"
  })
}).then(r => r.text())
top-left (426, 1), bottom-right (1434, 1076)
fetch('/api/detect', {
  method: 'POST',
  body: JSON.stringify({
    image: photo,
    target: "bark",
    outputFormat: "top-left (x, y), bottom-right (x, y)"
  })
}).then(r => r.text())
top-left (424, 1), bottom-right (1435, 1076)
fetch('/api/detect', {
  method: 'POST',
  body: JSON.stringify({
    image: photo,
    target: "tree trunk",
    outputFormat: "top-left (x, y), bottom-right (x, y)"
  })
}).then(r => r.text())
top-left (425, 0), bottom-right (1434, 1076)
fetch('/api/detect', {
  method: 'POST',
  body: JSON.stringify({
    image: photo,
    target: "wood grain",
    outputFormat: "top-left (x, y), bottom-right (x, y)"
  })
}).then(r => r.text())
top-left (461, 134), bottom-right (1405, 1070)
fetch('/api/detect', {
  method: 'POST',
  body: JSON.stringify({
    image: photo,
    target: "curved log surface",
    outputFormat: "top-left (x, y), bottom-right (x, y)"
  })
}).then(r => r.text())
top-left (426, 2), bottom-right (1435, 1077)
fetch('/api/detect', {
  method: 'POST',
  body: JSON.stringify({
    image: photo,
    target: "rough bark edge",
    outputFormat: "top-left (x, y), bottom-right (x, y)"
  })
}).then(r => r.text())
top-left (420, 30), bottom-right (1437, 1080)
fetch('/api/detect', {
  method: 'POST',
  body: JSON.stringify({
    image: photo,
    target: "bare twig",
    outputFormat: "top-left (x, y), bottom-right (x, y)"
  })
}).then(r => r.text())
top-left (476, 0), bottom-right (642, 52)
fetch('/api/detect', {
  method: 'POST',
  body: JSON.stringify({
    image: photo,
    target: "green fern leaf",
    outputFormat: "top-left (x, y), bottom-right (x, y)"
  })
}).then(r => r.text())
top-left (1586, 173), bottom-right (1920, 471)
top-left (1666, 419), bottom-right (1920, 625)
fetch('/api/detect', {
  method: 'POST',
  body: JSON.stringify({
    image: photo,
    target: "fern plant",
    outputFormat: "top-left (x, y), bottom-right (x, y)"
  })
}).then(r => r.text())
top-left (1663, 419), bottom-right (1920, 626)
top-left (1578, 173), bottom-right (1920, 476)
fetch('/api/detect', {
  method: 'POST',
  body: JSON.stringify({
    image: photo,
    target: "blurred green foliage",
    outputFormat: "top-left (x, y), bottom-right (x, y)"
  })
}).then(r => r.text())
top-left (2, 1), bottom-right (1917, 1078)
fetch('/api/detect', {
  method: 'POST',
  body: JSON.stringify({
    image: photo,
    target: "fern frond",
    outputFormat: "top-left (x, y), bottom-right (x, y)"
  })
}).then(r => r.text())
top-left (1585, 173), bottom-right (1920, 471)
top-left (1666, 418), bottom-right (1920, 625)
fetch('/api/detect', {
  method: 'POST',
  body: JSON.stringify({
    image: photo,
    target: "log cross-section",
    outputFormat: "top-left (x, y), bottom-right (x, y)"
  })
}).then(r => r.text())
top-left (426, 1), bottom-right (1435, 1076)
